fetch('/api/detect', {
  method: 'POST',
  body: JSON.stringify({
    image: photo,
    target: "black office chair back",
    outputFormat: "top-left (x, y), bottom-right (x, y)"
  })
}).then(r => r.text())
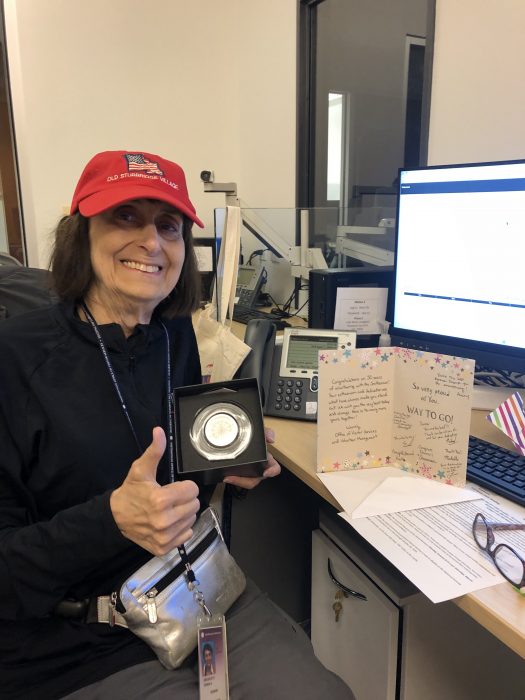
top-left (0, 252), bottom-right (23, 267)
top-left (0, 265), bottom-right (57, 320)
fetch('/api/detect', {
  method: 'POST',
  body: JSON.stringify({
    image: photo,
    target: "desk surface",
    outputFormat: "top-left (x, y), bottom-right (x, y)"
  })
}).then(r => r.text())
top-left (228, 319), bottom-right (525, 658)
top-left (265, 411), bottom-right (525, 660)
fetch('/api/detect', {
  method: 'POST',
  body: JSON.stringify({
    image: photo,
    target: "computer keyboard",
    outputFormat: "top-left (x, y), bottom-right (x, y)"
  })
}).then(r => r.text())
top-left (232, 305), bottom-right (291, 330)
top-left (467, 435), bottom-right (525, 508)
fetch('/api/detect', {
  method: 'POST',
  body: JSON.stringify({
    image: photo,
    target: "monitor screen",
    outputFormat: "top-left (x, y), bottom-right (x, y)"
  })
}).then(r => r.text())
top-left (391, 159), bottom-right (525, 375)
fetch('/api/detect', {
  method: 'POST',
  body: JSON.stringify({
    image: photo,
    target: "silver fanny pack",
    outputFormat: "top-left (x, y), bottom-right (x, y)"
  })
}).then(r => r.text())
top-left (105, 508), bottom-right (246, 670)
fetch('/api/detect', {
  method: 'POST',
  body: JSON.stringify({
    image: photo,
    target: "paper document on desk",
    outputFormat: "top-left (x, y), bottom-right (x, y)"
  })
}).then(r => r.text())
top-left (317, 347), bottom-right (475, 494)
top-left (341, 484), bottom-right (525, 603)
top-left (318, 467), bottom-right (479, 519)
top-left (333, 287), bottom-right (388, 334)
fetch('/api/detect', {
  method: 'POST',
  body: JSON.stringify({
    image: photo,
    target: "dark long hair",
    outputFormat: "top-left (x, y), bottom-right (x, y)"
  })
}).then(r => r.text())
top-left (49, 212), bottom-right (201, 317)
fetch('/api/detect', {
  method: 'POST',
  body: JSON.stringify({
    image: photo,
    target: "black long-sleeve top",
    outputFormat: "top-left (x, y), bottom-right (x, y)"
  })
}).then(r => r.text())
top-left (0, 302), bottom-right (202, 699)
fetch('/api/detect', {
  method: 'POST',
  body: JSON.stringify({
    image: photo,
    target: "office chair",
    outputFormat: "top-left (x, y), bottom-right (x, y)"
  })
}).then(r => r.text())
top-left (0, 265), bottom-right (57, 320)
top-left (0, 252), bottom-right (23, 266)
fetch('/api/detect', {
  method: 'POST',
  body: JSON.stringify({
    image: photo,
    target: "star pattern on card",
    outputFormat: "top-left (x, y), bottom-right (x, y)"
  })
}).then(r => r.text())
top-left (437, 469), bottom-right (445, 479)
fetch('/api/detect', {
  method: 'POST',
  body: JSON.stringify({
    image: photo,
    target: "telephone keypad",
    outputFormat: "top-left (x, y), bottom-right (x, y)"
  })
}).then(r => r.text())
top-left (272, 377), bottom-right (315, 417)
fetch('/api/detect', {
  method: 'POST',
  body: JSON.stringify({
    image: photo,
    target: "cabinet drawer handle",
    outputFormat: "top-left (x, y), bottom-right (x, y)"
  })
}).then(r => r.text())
top-left (327, 558), bottom-right (367, 601)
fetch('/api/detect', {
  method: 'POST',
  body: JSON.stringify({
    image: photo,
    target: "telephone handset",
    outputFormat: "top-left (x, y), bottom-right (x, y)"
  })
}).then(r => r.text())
top-left (237, 319), bottom-right (277, 409)
top-left (238, 319), bottom-right (356, 421)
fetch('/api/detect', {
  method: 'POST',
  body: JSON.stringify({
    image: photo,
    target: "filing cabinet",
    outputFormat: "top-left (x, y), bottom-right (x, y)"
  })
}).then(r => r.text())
top-left (312, 529), bottom-right (400, 699)
top-left (312, 508), bottom-right (525, 700)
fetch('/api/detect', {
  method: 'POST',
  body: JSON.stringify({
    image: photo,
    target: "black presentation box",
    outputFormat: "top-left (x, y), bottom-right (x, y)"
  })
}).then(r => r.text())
top-left (173, 377), bottom-right (267, 485)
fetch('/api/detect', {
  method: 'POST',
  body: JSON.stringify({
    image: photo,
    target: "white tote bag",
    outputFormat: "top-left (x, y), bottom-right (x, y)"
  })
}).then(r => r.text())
top-left (193, 206), bottom-right (251, 382)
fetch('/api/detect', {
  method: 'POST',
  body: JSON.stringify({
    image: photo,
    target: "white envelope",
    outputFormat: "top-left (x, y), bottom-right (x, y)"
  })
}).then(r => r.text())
top-left (317, 467), bottom-right (481, 518)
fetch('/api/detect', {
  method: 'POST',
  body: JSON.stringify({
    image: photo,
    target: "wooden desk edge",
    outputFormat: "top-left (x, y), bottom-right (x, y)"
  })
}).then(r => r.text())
top-left (455, 588), bottom-right (525, 660)
top-left (265, 413), bottom-right (525, 661)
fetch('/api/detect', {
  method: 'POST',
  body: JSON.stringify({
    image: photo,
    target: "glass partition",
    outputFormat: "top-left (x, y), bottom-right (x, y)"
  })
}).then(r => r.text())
top-left (214, 202), bottom-right (397, 324)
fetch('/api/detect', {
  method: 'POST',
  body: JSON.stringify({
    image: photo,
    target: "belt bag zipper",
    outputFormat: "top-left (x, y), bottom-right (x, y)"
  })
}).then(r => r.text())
top-left (115, 527), bottom-right (219, 623)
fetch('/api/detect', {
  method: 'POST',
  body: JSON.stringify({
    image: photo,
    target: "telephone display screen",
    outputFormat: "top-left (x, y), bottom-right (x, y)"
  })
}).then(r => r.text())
top-left (286, 335), bottom-right (338, 370)
top-left (237, 267), bottom-right (256, 287)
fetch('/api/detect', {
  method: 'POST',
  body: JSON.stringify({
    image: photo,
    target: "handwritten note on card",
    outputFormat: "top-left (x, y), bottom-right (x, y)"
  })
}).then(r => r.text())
top-left (317, 347), bottom-right (475, 486)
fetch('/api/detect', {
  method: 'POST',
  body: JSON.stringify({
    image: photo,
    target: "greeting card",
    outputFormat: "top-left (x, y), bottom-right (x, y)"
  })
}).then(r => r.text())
top-left (317, 347), bottom-right (475, 486)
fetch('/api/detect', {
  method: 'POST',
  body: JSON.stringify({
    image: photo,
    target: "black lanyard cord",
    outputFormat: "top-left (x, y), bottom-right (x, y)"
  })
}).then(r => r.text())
top-left (80, 302), bottom-right (144, 455)
top-left (79, 301), bottom-right (198, 580)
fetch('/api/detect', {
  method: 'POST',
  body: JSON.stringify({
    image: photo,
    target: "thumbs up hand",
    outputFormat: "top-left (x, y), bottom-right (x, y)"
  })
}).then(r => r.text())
top-left (110, 427), bottom-right (200, 556)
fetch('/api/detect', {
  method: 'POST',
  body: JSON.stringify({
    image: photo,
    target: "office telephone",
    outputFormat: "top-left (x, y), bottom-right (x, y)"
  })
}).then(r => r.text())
top-left (235, 264), bottom-right (266, 308)
top-left (238, 320), bottom-right (356, 421)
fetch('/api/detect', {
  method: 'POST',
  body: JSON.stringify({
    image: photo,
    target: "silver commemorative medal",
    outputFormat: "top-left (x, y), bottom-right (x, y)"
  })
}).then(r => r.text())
top-left (190, 402), bottom-right (253, 460)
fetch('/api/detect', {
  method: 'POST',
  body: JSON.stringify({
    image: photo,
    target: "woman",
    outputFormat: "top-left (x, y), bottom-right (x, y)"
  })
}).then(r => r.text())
top-left (202, 643), bottom-right (216, 677)
top-left (0, 150), bottom-right (354, 699)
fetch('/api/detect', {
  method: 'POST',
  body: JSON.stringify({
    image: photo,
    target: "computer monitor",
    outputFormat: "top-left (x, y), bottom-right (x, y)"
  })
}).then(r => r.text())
top-left (390, 159), bottom-right (525, 381)
top-left (308, 266), bottom-right (394, 347)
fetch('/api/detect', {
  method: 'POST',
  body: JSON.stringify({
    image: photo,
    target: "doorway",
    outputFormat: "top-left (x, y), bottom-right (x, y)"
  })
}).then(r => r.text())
top-left (298, 0), bottom-right (435, 230)
top-left (0, 9), bottom-right (24, 263)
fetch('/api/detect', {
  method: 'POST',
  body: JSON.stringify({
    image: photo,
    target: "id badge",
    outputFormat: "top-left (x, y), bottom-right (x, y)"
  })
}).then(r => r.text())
top-left (197, 615), bottom-right (229, 700)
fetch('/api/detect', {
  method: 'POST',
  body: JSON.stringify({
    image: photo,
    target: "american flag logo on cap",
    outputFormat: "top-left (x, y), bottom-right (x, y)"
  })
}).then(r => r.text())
top-left (124, 153), bottom-right (164, 176)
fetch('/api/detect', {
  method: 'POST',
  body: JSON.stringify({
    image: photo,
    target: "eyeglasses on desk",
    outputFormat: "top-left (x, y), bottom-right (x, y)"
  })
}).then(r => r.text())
top-left (472, 512), bottom-right (525, 593)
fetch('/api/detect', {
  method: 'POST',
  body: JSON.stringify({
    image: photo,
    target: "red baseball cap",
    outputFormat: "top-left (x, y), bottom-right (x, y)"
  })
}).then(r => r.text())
top-left (69, 150), bottom-right (204, 227)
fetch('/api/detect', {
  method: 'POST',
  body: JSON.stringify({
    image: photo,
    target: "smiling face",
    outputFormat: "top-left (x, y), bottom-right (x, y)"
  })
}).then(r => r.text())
top-left (86, 198), bottom-right (186, 324)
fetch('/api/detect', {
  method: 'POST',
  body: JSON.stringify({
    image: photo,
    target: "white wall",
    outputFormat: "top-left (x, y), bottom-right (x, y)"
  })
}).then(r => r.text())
top-left (428, 0), bottom-right (525, 165)
top-left (4, 0), bottom-right (297, 267)
top-left (8, 0), bottom-right (524, 269)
